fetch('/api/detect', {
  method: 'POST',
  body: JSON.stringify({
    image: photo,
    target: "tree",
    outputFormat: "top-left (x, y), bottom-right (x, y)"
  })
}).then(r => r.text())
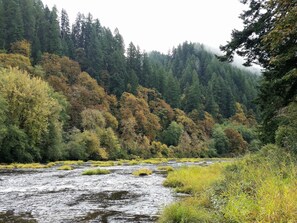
top-left (165, 74), bottom-right (181, 108)
top-left (100, 127), bottom-right (121, 159)
top-left (160, 121), bottom-right (183, 146)
top-left (2, 0), bottom-right (24, 48)
top-left (60, 9), bottom-right (74, 57)
top-left (219, 0), bottom-right (297, 143)
top-left (81, 109), bottom-right (105, 130)
top-left (275, 100), bottom-right (297, 153)
top-left (10, 40), bottom-right (31, 57)
top-left (231, 102), bottom-right (249, 125)
top-left (19, 0), bottom-right (36, 43)
top-left (47, 6), bottom-right (62, 55)
top-left (0, 67), bottom-right (66, 162)
top-left (182, 73), bottom-right (202, 113)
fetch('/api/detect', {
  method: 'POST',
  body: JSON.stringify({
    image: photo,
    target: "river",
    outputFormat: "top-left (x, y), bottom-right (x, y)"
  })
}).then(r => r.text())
top-left (0, 160), bottom-right (212, 223)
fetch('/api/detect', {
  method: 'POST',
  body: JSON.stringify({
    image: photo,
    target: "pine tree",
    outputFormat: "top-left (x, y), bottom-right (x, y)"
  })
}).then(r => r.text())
top-left (0, 0), bottom-right (5, 49)
top-left (2, 0), bottom-right (24, 48)
top-left (61, 9), bottom-right (73, 57)
top-left (47, 6), bottom-right (62, 55)
top-left (165, 74), bottom-right (181, 108)
top-left (19, 0), bottom-right (36, 42)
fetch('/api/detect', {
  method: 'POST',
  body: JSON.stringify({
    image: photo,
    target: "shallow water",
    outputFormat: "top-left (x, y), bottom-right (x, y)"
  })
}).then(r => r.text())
top-left (0, 161), bottom-right (213, 223)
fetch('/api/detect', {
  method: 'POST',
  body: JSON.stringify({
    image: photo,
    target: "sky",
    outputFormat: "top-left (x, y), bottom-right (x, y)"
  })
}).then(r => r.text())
top-left (41, 0), bottom-right (248, 54)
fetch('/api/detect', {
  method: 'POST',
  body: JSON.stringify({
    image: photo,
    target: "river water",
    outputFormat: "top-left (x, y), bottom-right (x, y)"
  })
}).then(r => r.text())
top-left (0, 161), bottom-right (212, 223)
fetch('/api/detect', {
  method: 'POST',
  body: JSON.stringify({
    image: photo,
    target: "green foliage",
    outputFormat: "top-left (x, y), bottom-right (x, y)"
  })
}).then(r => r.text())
top-left (160, 121), bottom-right (183, 146)
top-left (0, 67), bottom-right (65, 163)
top-left (209, 106), bottom-right (258, 156)
top-left (275, 100), bottom-right (297, 153)
top-left (82, 168), bottom-right (110, 175)
top-left (159, 201), bottom-right (217, 223)
top-left (81, 109), bottom-right (105, 130)
top-left (210, 125), bottom-right (229, 155)
top-left (65, 129), bottom-right (108, 161)
top-left (160, 146), bottom-right (297, 222)
top-left (149, 141), bottom-right (172, 158)
top-left (100, 127), bottom-right (122, 160)
top-left (220, 0), bottom-right (296, 143)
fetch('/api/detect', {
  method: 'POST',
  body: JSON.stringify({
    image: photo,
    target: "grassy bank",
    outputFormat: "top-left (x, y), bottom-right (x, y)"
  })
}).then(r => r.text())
top-left (159, 144), bottom-right (297, 223)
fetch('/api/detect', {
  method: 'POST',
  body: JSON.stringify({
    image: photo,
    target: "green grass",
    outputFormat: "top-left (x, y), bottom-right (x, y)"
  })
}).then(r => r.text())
top-left (163, 163), bottom-right (226, 194)
top-left (157, 166), bottom-right (174, 172)
top-left (127, 160), bottom-right (140, 165)
top-left (91, 161), bottom-right (115, 167)
top-left (57, 165), bottom-right (73, 170)
top-left (141, 158), bottom-right (169, 164)
top-left (82, 168), bottom-right (111, 175)
top-left (132, 168), bottom-right (153, 176)
top-left (178, 158), bottom-right (202, 163)
top-left (62, 160), bottom-right (84, 165)
top-left (159, 199), bottom-right (218, 223)
top-left (159, 145), bottom-right (297, 223)
top-left (0, 162), bottom-right (61, 169)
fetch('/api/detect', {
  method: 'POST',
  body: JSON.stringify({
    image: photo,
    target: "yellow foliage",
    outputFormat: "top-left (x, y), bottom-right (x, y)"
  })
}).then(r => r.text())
top-left (0, 67), bottom-right (61, 144)
top-left (10, 40), bottom-right (31, 57)
top-left (0, 53), bottom-right (32, 72)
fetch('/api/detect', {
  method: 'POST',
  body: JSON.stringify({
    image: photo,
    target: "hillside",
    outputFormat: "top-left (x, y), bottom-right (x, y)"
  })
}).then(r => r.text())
top-left (0, 0), bottom-right (259, 163)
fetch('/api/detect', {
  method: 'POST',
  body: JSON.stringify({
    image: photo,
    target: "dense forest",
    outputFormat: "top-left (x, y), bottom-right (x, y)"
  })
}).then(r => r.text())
top-left (0, 0), bottom-right (260, 163)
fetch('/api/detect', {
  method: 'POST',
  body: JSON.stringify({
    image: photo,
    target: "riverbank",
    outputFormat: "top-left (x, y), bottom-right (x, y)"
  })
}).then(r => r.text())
top-left (159, 145), bottom-right (297, 222)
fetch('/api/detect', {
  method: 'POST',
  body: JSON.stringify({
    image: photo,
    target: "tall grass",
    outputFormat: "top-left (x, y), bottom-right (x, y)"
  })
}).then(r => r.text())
top-left (159, 144), bottom-right (297, 223)
top-left (163, 163), bottom-right (226, 194)
top-left (82, 168), bottom-right (110, 175)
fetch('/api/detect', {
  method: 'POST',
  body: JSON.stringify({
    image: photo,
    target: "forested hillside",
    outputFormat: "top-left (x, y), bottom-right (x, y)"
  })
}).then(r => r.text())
top-left (0, 0), bottom-right (260, 163)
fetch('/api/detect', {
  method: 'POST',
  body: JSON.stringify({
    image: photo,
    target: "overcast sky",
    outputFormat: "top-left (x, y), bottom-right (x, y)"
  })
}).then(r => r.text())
top-left (42, 0), bottom-right (248, 54)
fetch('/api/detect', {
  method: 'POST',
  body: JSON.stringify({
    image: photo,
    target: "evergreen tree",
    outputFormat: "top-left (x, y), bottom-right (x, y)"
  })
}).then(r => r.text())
top-left (61, 9), bottom-right (73, 57)
top-left (19, 0), bottom-right (36, 42)
top-left (2, 0), bottom-right (24, 48)
top-left (219, 0), bottom-right (297, 143)
top-left (0, 0), bottom-right (5, 49)
top-left (165, 73), bottom-right (181, 108)
top-left (47, 6), bottom-right (62, 55)
top-left (182, 72), bottom-right (202, 113)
